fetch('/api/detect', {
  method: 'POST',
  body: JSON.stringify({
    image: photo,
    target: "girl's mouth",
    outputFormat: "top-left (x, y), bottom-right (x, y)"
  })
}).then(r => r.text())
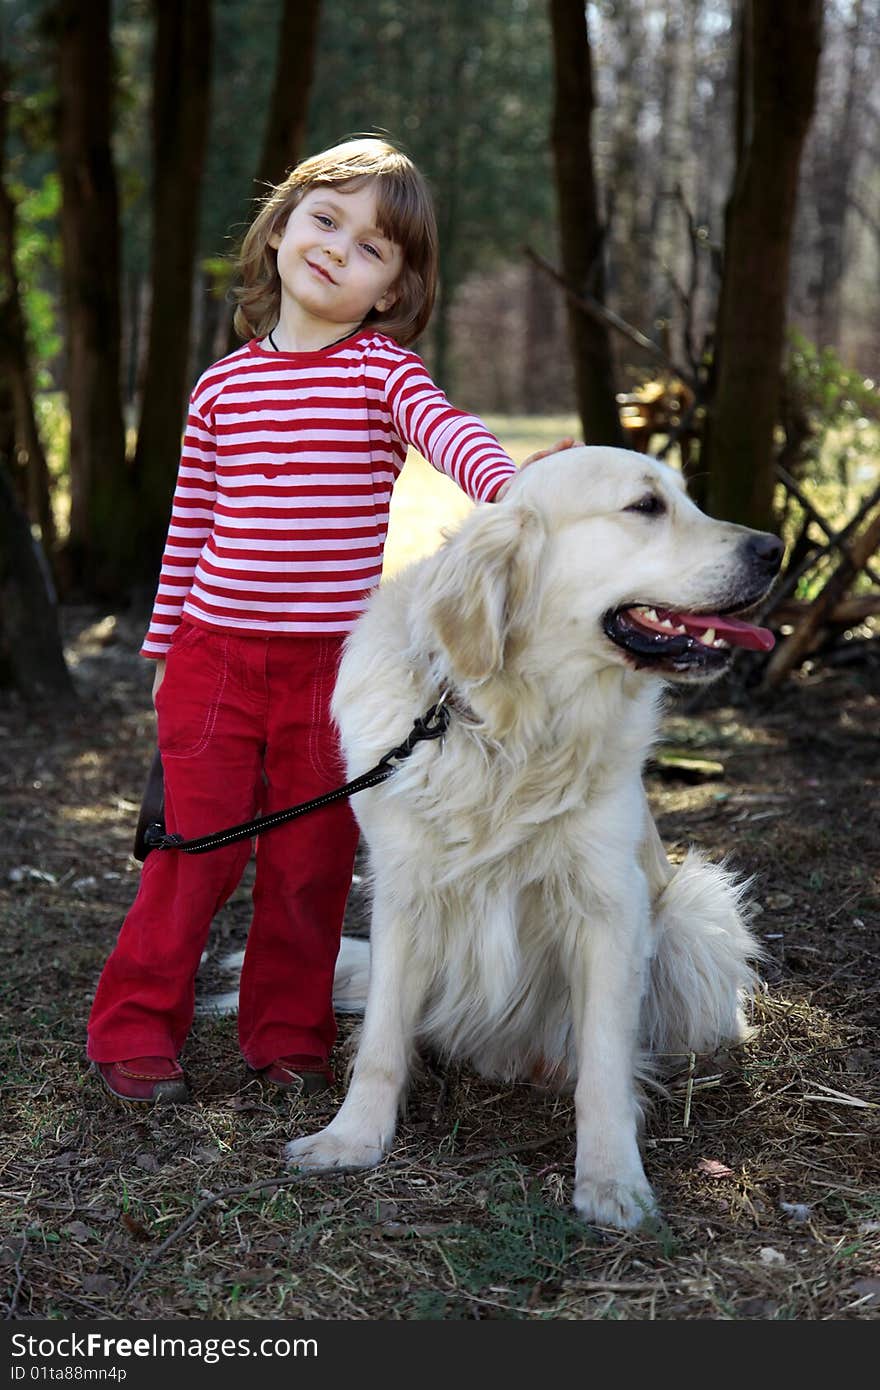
top-left (306, 259), bottom-right (336, 285)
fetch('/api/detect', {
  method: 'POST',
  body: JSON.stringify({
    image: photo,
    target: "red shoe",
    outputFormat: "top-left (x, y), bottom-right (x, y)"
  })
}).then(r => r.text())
top-left (252, 1055), bottom-right (334, 1096)
top-left (93, 1056), bottom-right (190, 1103)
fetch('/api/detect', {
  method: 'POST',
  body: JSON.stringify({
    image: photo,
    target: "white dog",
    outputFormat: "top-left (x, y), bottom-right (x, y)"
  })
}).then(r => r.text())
top-left (283, 447), bottom-right (782, 1229)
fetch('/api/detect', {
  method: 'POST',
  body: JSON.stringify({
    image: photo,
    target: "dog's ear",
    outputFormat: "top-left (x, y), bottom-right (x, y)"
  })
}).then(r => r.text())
top-left (426, 503), bottom-right (545, 682)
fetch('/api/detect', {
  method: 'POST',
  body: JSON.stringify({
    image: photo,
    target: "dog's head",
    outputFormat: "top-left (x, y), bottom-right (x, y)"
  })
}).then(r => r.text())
top-left (423, 447), bottom-right (783, 697)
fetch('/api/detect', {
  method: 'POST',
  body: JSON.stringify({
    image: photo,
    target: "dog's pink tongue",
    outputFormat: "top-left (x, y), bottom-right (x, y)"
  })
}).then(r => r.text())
top-left (676, 611), bottom-right (775, 652)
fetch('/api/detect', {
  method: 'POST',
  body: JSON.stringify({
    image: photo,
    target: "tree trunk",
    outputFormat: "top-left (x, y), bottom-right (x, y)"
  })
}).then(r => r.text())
top-left (549, 0), bottom-right (623, 447)
top-left (55, 0), bottom-right (130, 596)
top-left (655, 0), bottom-right (699, 369)
top-left (813, 0), bottom-right (865, 350)
top-left (606, 0), bottom-right (648, 335)
top-left (703, 0), bottom-right (822, 531)
top-left (0, 456), bottom-right (75, 701)
top-left (225, 0), bottom-right (321, 354)
top-left (256, 0), bottom-right (321, 190)
top-left (0, 57), bottom-right (56, 557)
top-left (133, 0), bottom-right (213, 585)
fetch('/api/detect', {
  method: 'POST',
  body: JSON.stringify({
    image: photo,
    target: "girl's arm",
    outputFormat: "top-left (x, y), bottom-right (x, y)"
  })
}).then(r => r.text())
top-left (385, 355), bottom-right (578, 502)
top-left (384, 356), bottom-right (516, 502)
top-left (140, 398), bottom-right (218, 659)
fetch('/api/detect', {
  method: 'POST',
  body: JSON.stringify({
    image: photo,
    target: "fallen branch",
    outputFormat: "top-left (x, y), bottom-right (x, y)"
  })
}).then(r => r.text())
top-left (771, 594), bottom-right (880, 628)
top-left (776, 467), bottom-right (880, 587)
top-left (760, 480), bottom-right (880, 622)
top-left (763, 504), bottom-right (880, 687)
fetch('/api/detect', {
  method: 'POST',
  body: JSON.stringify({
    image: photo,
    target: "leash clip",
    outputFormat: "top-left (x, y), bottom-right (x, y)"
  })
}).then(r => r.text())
top-left (140, 694), bottom-right (454, 855)
top-left (420, 689), bottom-right (451, 738)
top-left (378, 693), bottom-right (451, 768)
top-left (143, 823), bottom-right (182, 852)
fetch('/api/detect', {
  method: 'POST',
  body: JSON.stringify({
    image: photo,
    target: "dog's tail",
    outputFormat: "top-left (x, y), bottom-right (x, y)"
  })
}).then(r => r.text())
top-left (198, 937), bottom-right (371, 1018)
top-left (643, 850), bottom-right (763, 1058)
top-left (332, 936), bottom-right (371, 1014)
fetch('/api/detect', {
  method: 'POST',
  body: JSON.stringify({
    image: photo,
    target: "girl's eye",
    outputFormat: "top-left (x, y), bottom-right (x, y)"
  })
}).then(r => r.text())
top-left (314, 214), bottom-right (334, 228)
top-left (361, 243), bottom-right (381, 259)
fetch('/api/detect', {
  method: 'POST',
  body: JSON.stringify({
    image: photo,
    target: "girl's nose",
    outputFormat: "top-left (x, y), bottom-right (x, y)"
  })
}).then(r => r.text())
top-left (325, 242), bottom-right (345, 266)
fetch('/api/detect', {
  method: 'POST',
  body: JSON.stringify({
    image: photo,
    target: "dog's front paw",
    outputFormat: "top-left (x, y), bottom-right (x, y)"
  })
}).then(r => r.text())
top-left (573, 1174), bottom-right (658, 1230)
top-left (284, 1125), bottom-right (387, 1172)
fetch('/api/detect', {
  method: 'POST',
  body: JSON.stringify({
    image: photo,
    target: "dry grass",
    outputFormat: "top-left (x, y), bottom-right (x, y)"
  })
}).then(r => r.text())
top-left (1, 426), bottom-right (878, 1322)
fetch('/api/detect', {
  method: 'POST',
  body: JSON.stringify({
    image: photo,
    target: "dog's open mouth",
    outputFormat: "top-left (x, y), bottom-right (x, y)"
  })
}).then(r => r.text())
top-left (603, 603), bottom-right (775, 673)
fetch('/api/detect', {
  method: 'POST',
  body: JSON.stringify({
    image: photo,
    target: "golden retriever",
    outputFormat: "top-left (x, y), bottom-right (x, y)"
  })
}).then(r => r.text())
top-left (282, 446), bottom-right (782, 1229)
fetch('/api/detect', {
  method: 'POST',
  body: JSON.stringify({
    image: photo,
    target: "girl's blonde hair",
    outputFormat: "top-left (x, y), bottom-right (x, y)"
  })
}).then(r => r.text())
top-left (230, 137), bottom-right (439, 348)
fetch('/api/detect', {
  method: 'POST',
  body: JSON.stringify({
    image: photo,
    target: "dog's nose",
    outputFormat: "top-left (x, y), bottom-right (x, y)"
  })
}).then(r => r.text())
top-left (747, 532), bottom-right (784, 573)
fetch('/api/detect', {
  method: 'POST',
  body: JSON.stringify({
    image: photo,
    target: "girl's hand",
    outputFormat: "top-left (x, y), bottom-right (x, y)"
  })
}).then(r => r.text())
top-left (152, 658), bottom-right (166, 708)
top-left (494, 437), bottom-right (580, 501)
top-left (521, 435), bottom-right (579, 467)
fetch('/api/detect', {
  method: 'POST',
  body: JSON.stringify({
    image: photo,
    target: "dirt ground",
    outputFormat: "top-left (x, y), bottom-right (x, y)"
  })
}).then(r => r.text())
top-left (0, 604), bottom-right (878, 1322)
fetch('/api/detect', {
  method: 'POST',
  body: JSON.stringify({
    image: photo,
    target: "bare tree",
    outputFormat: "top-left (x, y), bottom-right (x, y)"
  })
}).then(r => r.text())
top-left (55, 0), bottom-right (130, 594)
top-left (651, 0), bottom-right (700, 356)
top-left (812, 0), bottom-right (869, 350)
top-left (0, 53), bottom-right (55, 557)
top-left (255, 0), bottom-right (321, 191)
top-left (703, 0), bottom-right (823, 531)
top-left (133, 0), bottom-right (213, 584)
top-left (604, 0), bottom-right (649, 332)
top-left (0, 456), bottom-right (74, 701)
top-left (549, 0), bottom-right (623, 445)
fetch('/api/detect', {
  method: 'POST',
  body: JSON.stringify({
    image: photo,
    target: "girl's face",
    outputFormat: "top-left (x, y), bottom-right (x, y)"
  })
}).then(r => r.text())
top-left (269, 183), bottom-right (404, 336)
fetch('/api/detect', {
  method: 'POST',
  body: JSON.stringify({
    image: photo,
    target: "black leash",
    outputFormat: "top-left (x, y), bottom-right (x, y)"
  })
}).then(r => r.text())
top-left (142, 699), bottom-right (450, 857)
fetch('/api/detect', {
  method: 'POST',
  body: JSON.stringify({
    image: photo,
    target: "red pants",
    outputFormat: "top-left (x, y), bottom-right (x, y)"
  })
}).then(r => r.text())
top-left (87, 623), bottom-right (359, 1069)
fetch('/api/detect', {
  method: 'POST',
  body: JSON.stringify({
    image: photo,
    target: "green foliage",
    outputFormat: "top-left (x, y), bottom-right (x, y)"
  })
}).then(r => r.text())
top-left (11, 171), bottom-right (62, 378)
top-left (190, 0), bottom-right (558, 282)
top-left (308, 0), bottom-right (557, 284)
top-left (199, 0), bottom-right (283, 258)
top-left (777, 332), bottom-right (880, 602)
top-left (201, 253), bottom-right (236, 301)
top-left (4, 5), bottom-right (63, 384)
top-left (114, 2), bottom-right (153, 276)
top-left (784, 330), bottom-right (880, 482)
top-left (787, 330), bottom-right (879, 432)
top-left (436, 1162), bottom-right (594, 1305)
top-left (33, 392), bottom-right (68, 474)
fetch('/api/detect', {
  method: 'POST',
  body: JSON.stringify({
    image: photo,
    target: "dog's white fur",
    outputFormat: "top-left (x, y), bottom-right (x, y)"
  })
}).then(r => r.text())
top-left (279, 447), bottom-right (771, 1228)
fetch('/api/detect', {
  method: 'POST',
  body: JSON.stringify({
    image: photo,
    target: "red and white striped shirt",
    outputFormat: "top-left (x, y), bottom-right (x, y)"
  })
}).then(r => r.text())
top-left (141, 330), bottom-right (516, 656)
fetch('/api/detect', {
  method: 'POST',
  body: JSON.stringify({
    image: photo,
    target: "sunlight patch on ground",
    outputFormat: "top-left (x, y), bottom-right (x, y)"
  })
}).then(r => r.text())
top-left (383, 450), bottom-right (474, 577)
top-left (58, 804), bottom-right (125, 827)
top-left (383, 416), bottom-right (579, 578)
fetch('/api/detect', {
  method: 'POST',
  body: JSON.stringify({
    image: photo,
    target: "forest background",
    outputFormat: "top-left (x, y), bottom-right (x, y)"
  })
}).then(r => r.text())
top-left (0, 0), bottom-right (879, 1325)
top-left (2, 0), bottom-right (878, 673)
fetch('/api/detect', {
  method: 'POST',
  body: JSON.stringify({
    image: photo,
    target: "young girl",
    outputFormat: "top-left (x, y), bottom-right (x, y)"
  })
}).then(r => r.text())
top-left (87, 137), bottom-right (572, 1102)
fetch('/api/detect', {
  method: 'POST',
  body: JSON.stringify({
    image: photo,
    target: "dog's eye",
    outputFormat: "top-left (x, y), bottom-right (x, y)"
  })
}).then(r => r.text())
top-left (625, 494), bottom-right (666, 517)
